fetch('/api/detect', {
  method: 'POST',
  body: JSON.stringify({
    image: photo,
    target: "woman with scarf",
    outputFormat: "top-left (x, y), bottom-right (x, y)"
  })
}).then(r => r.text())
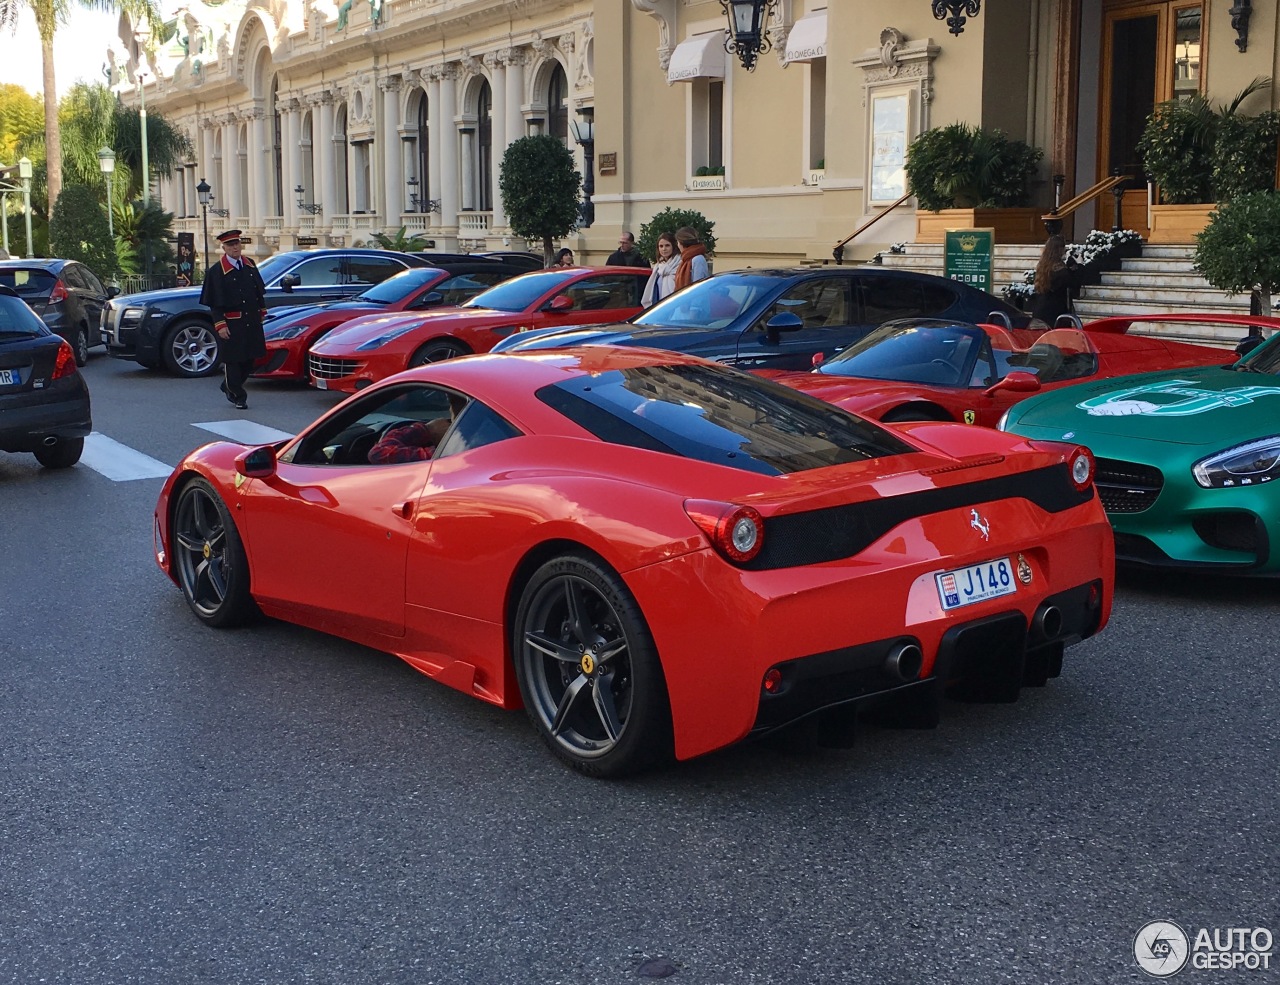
top-left (674, 226), bottom-right (710, 291)
top-left (642, 231), bottom-right (680, 306)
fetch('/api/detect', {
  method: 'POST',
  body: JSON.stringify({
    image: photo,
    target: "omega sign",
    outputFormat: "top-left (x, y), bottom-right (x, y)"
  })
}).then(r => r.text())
top-left (789, 42), bottom-right (826, 60)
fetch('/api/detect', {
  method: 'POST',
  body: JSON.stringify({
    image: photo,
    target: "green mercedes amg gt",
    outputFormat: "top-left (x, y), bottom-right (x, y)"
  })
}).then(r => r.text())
top-left (1000, 330), bottom-right (1280, 574)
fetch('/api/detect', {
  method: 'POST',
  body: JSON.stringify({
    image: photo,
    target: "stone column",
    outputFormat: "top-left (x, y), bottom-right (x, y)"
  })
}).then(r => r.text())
top-left (200, 124), bottom-right (215, 191)
top-left (380, 75), bottom-right (404, 222)
top-left (485, 52), bottom-right (506, 229)
top-left (283, 98), bottom-right (302, 227)
top-left (314, 92), bottom-right (336, 221)
top-left (249, 107), bottom-right (268, 227)
top-left (504, 48), bottom-right (525, 147)
top-left (219, 116), bottom-right (238, 216)
top-left (438, 67), bottom-right (460, 227)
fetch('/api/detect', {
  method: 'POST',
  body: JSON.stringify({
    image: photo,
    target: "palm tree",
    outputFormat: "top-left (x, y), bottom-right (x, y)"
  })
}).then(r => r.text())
top-left (0, 0), bottom-right (158, 214)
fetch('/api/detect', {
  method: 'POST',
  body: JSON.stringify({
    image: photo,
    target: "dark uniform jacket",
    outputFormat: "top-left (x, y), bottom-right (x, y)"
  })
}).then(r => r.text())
top-left (199, 255), bottom-right (268, 362)
top-left (605, 248), bottom-right (650, 268)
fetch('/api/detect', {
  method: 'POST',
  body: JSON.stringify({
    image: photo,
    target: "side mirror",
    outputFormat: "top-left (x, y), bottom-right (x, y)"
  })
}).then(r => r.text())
top-left (235, 445), bottom-right (277, 479)
top-left (106, 285), bottom-right (121, 299)
top-left (812, 351), bottom-right (825, 368)
top-left (766, 312), bottom-right (804, 333)
top-left (985, 371), bottom-right (1042, 397)
top-left (548, 294), bottom-right (574, 312)
top-left (414, 291), bottom-right (445, 308)
top-left (279, 273), bottom-right (300, 292)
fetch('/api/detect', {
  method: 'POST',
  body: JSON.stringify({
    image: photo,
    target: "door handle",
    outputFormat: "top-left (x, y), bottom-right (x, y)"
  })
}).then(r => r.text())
top-left (393, 500), bottom-right (414, 519)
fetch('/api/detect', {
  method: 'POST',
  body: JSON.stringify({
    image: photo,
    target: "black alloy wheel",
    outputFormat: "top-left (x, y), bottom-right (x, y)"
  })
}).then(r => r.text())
top-left (171, 478), bottom-right (257, 627)
top-left (73, 325), bottom-right (90, 366)
top-left (513, 554), bottom-right (671, 777)
top-left (408, 339), bottom-right (468, 367)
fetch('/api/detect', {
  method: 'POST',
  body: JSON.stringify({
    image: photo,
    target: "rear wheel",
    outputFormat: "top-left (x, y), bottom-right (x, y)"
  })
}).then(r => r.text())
top-left (72, 325), bottom-right (90, 366)
top-left (33, 437), bottom-right (84, 469)
top-left (172, 478), bottom-right (257, 627)
top-left (512, 553), bottom-right (672, 777)
top-left (408, 339), bottom-right (468, 367)
top-left (163, 319), bottom-right (221, 377)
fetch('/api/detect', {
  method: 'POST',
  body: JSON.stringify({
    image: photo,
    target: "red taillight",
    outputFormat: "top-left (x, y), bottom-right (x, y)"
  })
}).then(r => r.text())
top-left (1068, 447), bottom-right (1094, 491)
top-left (762, 668), bottom-right (783, 693)
top-left (48, 280), bottom-right (69, 304)
top-left (684, 499), bottom-right (765, 563)
top-left (51, 339), bottom-right (77, 379)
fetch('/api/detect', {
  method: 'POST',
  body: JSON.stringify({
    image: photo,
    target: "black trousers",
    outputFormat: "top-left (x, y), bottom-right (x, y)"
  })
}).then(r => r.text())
top-left (222, 359), bottom-right (254, 400)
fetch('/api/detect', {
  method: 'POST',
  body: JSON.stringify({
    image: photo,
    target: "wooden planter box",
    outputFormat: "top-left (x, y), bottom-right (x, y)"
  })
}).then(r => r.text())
top-left (1147, 203), bottom-right (1216, 244)
top-left (915, 207), bottom-right (1044, 244)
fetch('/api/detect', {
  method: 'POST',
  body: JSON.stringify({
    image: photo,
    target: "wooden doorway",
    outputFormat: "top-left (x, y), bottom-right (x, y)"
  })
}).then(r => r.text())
top-left (1097, 0), bottom-right (1203, 234)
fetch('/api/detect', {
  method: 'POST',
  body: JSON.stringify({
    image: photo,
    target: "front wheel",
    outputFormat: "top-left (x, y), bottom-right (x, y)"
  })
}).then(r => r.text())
top-left (408, 339), bottom-right (468, 367)
top-left (72, 325), bottom-right (90, 366)
top-left (171, 477), bottom-right (257, 627)
top-left (512, 554), bottom-right (672, 777)
top-left (162, 320), bottom-right (222, 377)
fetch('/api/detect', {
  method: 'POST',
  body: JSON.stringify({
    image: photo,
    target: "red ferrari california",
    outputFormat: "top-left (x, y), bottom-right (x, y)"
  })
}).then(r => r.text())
top-left (307, 266), bottom-right (650, 393)
top-left (765, 316), bottom-right (1229, 427)
top-left (253, 263), bottom-right (525, 381)
top-left (154, 347), bottom-right (1113, 776)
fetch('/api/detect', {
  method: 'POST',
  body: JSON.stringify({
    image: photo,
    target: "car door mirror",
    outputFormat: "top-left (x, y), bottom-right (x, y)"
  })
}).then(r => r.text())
top-left (106, 285), bottom-right (121, 299)
top-left (279, 273), bottom-right (300, 292)
top-left (414, 291), bottom-right (444, 308)
top-left (985, 371), bottom-right (1042, 397)
top-left (766, 312), bottom-right (804, 333)
top-left (235, 445), bottom-right (278, 478)
top-left (547, 294), bottom-right (575, 312)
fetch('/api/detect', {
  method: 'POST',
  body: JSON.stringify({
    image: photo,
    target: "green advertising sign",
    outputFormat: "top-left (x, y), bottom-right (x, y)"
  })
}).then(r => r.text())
top-left (944, 228), bottom-right (995, 294)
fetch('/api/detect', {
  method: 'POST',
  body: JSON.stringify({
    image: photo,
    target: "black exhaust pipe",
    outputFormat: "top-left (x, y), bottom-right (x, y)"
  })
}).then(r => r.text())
top-left (883, 642), bottom-right (923, 682)
top-left (42, 435), bottom-right (58, 446)
top-left (1032, 604), bottom-right (1063, 641)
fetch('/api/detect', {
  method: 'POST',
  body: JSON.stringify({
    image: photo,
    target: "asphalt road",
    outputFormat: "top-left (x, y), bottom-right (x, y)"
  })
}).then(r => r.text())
top-left (1, 352), bottom-right (1276, 985)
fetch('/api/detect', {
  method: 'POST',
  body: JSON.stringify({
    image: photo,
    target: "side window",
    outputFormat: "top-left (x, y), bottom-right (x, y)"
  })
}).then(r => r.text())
top-left (752, 277), bottom-right (852, 333)
top-left (430, 272), bottom-right (508, 307)
top-left (346, 256), bottom-right (408, 287)
top-left (557, 274), bottom-right (643, 311)
top-left (433, 401), bottom-right (522, 459)
top-left (78, 267), bottom-right (106, 295)
top-left (282, 256), bottom-right (345, 287)
top-left (61, 265), bottom-right (88, 290)
top-left (286, 383), bottom-right (459, 466)
top-left (860, 278), bottom-right (958, 323)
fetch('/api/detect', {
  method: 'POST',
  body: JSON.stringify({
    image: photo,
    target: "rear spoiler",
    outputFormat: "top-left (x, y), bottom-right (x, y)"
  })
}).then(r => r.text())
top-left (1081, 313), bottom-right (1280, 335)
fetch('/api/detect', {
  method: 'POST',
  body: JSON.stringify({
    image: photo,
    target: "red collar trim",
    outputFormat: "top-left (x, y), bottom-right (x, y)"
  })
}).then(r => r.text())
top-left (220, 255), bottom-right (235, 274)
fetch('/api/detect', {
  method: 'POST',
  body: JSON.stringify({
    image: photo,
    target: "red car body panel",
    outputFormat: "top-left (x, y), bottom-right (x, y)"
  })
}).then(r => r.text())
top-left (154, 348), bottom-right (1113, 762)
top-left (308, 267), bottom-right (649, 393)
top-left (764, 320), bottom-right (1229, 428)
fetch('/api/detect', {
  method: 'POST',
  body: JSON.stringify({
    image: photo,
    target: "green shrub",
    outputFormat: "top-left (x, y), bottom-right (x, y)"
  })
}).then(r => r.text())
top-left (904, 123), bottom-right (1043, 212)
top-left (1194, 191), bottom-right (1280, 312)
top-left (48, 183), bottom-right (116, 278)
top-left (637, 207), bottom-right (716, 262)
top-left (1212, 110), bottom-right (1280, 203)
top-left (499, 135), bottom-right (581, 264)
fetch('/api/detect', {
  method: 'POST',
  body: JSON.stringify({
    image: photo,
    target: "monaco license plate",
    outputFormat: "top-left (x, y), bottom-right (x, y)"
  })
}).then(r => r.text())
top-left (936, 557), bottom-right (1017, 610)
top-left (0, 368), bottom-right (21, 387)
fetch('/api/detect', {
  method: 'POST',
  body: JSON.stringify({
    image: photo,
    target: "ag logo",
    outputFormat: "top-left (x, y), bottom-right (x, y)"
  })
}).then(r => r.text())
top-left (1134, 921), bottom-right (1190, 977)
top-left (963, 409), bottom-right (976, 424)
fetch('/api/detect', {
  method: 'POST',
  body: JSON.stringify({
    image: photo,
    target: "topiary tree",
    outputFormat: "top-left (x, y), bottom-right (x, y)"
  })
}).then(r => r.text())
top-left (637, 207), bottom-right (716, 262)
top-left (1194, 191), bottom-right (1280, 316)
top-left (499, 135), bottom-right (581, 265)
top-left (48, 183), bottom-right (115, 278)
top-left (904, 123), bottom-right (1043, 212)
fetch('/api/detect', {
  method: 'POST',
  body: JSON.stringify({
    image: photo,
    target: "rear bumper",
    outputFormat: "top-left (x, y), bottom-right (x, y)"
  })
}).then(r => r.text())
top-left (0, 383), bottom-right (92, 451)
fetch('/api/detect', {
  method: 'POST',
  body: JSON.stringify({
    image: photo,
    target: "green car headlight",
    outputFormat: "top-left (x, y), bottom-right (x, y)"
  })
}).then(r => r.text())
top-left (1192, 436), bottom-right (1280, 489)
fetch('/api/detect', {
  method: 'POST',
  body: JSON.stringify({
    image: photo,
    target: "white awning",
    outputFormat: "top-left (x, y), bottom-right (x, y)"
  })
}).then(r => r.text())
top-left (784, 12), bottom-right (828, 64)
top-left (667, 31), bottom-right (727, 84)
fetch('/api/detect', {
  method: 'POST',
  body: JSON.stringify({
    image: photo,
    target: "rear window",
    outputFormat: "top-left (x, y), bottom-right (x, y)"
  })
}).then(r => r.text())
top-left (0, 293), bottom-right (50, 338)
top-left (0, 268), bottom-right (56, 297)
top-left (536, 362), bottom-right (913, 476)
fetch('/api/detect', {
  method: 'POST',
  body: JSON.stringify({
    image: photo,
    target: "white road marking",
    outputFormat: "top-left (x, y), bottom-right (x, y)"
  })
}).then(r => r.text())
top-left (80, 432), bottom-right (173, 481)
top-left (193, 420), bottom-right (295, 444)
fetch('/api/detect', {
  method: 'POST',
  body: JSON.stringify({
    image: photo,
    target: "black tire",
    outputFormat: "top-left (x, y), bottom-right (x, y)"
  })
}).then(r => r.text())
top-left (408, 339), bottom-right (468, 367)
top-left (72, 325), bottom-right (90, 366)
top-left (162, 319), bottom-right (222, 378)
top-left (171, 478), bottom-right (258, 627)
top-left (33, 437), bottom-right (84, 469)
top-left (881, 405), bottom-right (952, 424)
top-left (512, 553), bottom-right (672, 777)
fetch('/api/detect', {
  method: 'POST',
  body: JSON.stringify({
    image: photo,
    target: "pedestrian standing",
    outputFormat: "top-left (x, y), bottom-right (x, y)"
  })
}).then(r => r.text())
top-left (606, 231), bottom-right (650, 268)
top-left (642, 231), bottom-right (680, 307)
top-left (552, 248), bottom-right (576, 268)
top-left (1030, 234), bottom-right (1084, 328)
top-left (199, 229), bottom-right (267, 410)
top-left (673, 226), bottom-right (710, 291)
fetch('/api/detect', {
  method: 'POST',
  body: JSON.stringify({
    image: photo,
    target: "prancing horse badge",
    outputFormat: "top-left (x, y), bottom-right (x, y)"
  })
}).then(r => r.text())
top-left (963, 410), bottom-right (976, 425)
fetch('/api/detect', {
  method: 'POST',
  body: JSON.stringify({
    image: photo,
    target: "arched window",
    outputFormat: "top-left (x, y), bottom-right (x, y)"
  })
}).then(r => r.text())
top-left (270, 76), bottom-right (283, 216)
top-left (477, 80), bottom-right (492, 211)
top-left (547, 63), bottom-right (568, 143)
top-left (335, 105), bottom-right (350, 214)
top-left (416, 93), bottom-right (429, 213)
top-left (301, 112), bottom-right (315, 203)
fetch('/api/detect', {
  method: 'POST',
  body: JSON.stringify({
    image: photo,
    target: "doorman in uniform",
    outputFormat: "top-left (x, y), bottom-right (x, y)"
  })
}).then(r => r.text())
top-left (199, 229), bottom-right (267, 409)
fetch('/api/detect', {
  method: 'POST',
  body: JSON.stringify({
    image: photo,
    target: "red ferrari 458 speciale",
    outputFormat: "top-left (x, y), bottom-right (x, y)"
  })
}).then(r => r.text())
top-left (154, 347), bottom-right (1113, 776)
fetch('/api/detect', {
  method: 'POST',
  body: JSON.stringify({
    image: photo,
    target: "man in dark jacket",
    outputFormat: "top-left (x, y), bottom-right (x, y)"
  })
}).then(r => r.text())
top-left (605, 231), bottom-right (650, 268)
top-left (199, 230), bottom-right (267, 409)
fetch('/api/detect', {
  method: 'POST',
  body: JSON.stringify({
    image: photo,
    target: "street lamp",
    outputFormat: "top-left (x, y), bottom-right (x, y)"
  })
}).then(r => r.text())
top-left (137, 72), bottom-right (150, 207)
top-left (98, 147), bottom-right (116, 239)
top-left (406, 175), bottom-right (419, 213)
top-left (931, 0), bottom-right (983, 36)
top-left (569, 110), bottom-right (595, 229)
top-left (18, 156), bottom-right (33, 258)
top-left (294, 184), bottom-right (323, 215)
top-left (718, 0), bottom-right (779, 71)
top-left (197, 177), bottom-right (212, 274)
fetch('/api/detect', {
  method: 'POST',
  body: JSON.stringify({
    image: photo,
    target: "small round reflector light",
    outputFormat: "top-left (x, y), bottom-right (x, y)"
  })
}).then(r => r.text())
top-left (1069, 448), bottom-right (1093, 490)
top-left (762, 668), bottom-right (783, 693)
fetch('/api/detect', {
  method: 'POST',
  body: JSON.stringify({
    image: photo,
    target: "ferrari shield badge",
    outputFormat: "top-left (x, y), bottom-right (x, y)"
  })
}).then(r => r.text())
top-left (963, 409), bottom-right (976, 425)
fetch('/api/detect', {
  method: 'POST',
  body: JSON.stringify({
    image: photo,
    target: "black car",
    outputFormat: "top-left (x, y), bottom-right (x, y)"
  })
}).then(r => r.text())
top-left (0, 258), bottom-right (117, 367)
top-left (0, 286), bottom-right (92, 469)
top-left (411, 250), bottom-right (544, 271)
top-left (491, 267), bottom-right (1028, 371)
top-left (102, 248), bottom-right (432, 378)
